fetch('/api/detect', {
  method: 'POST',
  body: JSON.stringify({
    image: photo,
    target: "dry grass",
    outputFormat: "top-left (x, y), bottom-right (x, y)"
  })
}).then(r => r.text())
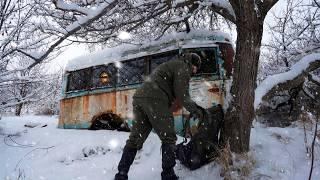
top-left (216, 142), bottom-right (256, 180)
top-left (235, 153), bottom-right (257, 178)
top-left (297, 111), bottom-right (316, 155)
top-left (216, 142), bottom-right (233, 179)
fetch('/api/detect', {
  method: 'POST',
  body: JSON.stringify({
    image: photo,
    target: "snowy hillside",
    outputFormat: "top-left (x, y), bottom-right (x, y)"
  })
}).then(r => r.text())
top-left (1, 115), bottom-right (319, 180)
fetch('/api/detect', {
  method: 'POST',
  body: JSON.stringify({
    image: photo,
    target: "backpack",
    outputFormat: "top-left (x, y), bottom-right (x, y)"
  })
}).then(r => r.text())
top-left (176, 104), bottom-right (224, 170)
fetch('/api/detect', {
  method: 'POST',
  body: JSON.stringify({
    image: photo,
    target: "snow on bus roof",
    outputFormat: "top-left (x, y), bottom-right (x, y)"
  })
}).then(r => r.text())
top-left (65, 30), bottom-right (232, 71)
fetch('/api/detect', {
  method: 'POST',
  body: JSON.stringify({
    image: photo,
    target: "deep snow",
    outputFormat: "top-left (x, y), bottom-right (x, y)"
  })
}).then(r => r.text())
top-left (1, 115), bottom-right (319, 180)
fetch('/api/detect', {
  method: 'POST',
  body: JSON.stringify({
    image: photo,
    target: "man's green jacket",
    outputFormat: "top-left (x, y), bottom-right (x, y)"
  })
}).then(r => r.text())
top-left (133, 55), bottom-right (198, 114)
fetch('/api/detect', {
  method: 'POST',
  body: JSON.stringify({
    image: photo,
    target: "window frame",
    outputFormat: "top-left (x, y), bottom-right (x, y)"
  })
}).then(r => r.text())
top-left (65, 47), bottom-right (220, 93)
top-left (181, 47), bottom-right (219, 77)
top-left (117, 57), bottom-right (147, 87)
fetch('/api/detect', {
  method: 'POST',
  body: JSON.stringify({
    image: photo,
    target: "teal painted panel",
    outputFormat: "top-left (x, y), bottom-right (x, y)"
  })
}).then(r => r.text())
top-left (174, 116), bottom-right (200, 137)
top-left (173, 115), bottom-right (184, 136)
top-left (60, 74), bottom-right (69, 98)
top-left (59, 116), bottom-right (198, 137)
top-left (126, 119), bottom-right (134, 128)
top-left (125, 116), bottom-right (190, 137)
top-left (63, 84), bottom-right (141, 99)
top-left (59, 122), bottom-right (91, 129)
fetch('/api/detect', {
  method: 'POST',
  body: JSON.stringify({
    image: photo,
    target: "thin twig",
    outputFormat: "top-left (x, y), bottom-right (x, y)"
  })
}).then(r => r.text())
top-left (3, 135), bottom-right (35, 148)
top-left (15, 146), bottom-right (55, 171)
top-left (17, 168), bottom-right (26, 180)
top-left (303, 119), bottom-right (310, 154)
top-left (308, 112), bottom-right (318, 180)
top-left (314, 0), bottom-right (320, 8)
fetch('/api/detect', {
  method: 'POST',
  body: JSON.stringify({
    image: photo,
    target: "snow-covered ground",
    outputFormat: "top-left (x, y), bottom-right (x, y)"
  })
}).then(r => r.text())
top-left (1, 115), bottom-right (319, 180)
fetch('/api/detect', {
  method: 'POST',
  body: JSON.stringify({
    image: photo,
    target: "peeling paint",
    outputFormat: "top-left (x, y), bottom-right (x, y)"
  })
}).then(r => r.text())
top-left (58, 79), bottom-right (224, 132)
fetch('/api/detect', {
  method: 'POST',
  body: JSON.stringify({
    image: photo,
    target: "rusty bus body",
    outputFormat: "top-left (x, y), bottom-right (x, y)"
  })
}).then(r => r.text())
top-left (58, 30), bottom-right (234, 135)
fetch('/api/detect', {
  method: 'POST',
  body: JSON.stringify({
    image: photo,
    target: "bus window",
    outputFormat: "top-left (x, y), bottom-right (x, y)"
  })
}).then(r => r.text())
top-left (184, 48), bottom-right (218, 77)
top-left (67, 67), bottom-right (92, 92)
top-left (150, 50), bottom-right (179, 72)
top-left (92, 64), bottom-right (117, 89)
top-left (118, 58), bottom-right (145, 86)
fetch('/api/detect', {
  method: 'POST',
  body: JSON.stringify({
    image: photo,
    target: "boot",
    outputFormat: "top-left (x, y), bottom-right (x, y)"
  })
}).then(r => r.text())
top-left (114, 145), bottom-right (137, 180)
top-left (161, 143), bottom-right (179, 180)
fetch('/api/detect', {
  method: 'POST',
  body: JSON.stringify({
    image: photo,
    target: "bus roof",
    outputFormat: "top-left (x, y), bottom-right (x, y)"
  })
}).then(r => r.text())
top-left (65, 30), bottom-right (232, 71)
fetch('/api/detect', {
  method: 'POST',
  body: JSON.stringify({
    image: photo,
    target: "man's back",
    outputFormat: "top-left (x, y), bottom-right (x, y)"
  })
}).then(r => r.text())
top-left (133, 58), bottom-right (191, 103)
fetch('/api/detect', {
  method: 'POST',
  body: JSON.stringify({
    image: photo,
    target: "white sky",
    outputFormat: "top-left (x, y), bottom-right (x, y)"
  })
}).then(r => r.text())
top-left (49, 43), bottom-right (89, 72)
top-left (50, 31), bottom-right (132, 72)
top-left (262, 0), bottom-right (287, 42)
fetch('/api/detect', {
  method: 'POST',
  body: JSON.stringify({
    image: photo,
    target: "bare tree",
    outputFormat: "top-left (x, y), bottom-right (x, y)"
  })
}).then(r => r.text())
top-left (1, 0), bottom-right (41, 71)
top-left (257, 0), bottom-right (320, 123)
top-left (1, 0), bottom-right (283, 153)
top-left (263, 0), bottom-right (320, 72)
top-left (0, 62), bottom-right (60, 115)
top-left (213, 0), bottom-right (279, 153)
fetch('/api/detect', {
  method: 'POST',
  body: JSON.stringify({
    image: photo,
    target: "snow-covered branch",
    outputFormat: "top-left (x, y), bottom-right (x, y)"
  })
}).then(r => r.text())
top-left (1, 0), bottom-right (241, 73)
top-left (255, 53), bottom-right (320, 109)
top-left (25, 0), bottom-right (120, 69)
top-left (260, 0), bottom-right (320, 79)
top-left (309, 74), bottom-right (320, 86)
top-left (204, 0), bottom-right (236, 23)
top-left (53, 0), bottom-right (90, 15)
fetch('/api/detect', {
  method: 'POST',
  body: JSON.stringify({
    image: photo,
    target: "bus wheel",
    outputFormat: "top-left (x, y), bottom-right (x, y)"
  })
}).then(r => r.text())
top-left (89, 113), bottom-right (130, 131)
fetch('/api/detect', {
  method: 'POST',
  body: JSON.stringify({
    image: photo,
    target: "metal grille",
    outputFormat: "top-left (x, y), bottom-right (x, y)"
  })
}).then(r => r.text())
top-left (118, 58), bottom-right (145, 86)
top-left (150, 51), bottom-right (178, 72)
top-left (67, 68), bottom-right (92, 91)
top-left (92, 64), bottom-right (117, 89)
top-left (66, 50), bottom-right (180, 91)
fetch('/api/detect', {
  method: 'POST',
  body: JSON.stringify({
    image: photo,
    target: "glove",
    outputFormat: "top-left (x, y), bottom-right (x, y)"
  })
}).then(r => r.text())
top-left (190, 105), bottom-right (205, 120)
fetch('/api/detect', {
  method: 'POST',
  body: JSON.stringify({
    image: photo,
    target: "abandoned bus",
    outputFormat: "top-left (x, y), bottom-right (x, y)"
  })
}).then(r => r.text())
top-left (58, 30), bottom-right (234, 136)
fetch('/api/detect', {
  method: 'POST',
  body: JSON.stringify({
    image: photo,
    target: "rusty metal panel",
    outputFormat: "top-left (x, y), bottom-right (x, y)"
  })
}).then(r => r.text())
top-left (116, 89), bottom-right (136, 119)
top-left (59, 96), bottom-right (84, 127)
top-left (58, 100), bottom-right (67, 127)
top-left (59, 79), bottom-right (225, 129)
top-left (59, 91), bottom-right (117, 128)
top-left (88, 92), bottom-right (116, 119)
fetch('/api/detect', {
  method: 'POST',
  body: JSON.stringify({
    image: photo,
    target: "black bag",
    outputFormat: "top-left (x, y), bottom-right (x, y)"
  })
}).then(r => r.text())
top-left (176, 104), bottom-right (224, 170)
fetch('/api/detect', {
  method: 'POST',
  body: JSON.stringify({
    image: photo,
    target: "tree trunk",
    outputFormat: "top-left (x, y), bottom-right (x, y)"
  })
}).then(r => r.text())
top-left (15, 103), bottom-right (23, 116)
top-left (222, 8), bottom-right (264, 153)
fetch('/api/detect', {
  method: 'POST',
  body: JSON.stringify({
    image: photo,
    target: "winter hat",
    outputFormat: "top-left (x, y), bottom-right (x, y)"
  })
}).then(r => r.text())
top-left (189, 53), bottom-right (202, 68)
top-left (182, 52), bottom-right (202, 68)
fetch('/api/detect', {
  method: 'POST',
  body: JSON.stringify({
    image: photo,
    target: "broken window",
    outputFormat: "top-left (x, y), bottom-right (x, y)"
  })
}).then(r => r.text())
top-left (117, 58), bottom-right (146, 86)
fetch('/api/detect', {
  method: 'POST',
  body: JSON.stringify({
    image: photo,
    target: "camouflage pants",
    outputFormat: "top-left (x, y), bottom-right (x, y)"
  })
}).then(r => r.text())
top-left (126, 98), bottom-right (177, 149)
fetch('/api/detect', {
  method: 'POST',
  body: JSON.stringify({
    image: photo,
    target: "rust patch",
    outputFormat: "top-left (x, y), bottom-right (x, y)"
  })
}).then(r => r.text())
top-left (60, 91), bottom-right (117, 128)
top-left (83, 95), bottom-right (89, 120)
top-left (208, 84), bottom-right (220, 93)
top-left (116, 89), bottom-right (136, 119)
top-left (124, 94), bottom-right (128, 105)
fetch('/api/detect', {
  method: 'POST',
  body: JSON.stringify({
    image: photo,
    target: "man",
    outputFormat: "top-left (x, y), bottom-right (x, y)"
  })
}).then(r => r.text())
top-left (114, 53), bottom-right (204, 180)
